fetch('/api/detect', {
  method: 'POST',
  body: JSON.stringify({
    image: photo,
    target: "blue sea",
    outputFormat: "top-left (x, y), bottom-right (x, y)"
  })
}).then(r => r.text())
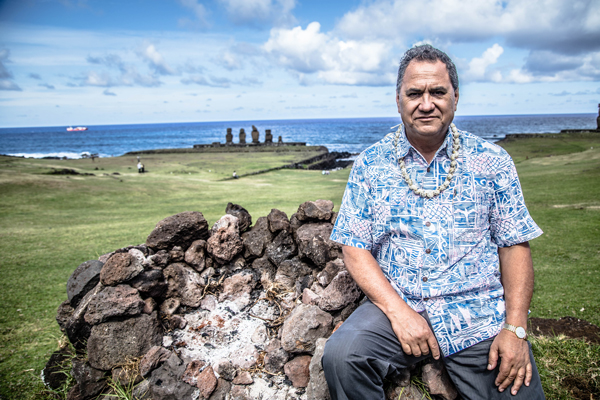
top-left (0, 114), bottom-right (596, 159)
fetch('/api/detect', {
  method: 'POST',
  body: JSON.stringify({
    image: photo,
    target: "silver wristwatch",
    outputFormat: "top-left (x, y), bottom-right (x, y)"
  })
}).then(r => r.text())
top-left (503, 323), bottom-right (527, 339)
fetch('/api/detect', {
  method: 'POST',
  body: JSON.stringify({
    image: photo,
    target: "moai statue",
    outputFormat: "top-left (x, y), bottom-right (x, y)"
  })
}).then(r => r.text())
top-left (265, 129), bottom-right (273, 143)
top-left (278, 135), bottom-right (283, 145)
top-left (239, 128), bottom-right (246, 144)
top-left (226, 128), bottom-right (233, 144)
top-left (251, 125), bottom-right (260, 144)
top-left (597, 103), bottom-right (600, 130)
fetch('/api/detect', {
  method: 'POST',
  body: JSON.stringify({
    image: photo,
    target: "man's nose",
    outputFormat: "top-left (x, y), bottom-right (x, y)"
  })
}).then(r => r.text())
top-left (419, 94), bottom-right (435, 112)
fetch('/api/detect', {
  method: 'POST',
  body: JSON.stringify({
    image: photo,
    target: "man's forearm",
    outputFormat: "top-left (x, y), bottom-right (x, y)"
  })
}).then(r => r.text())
top-left (498, 242), bottom-right (534, 327)
top-left (341, 245), bottom-right (440, 358)
top-left (342, 245), bottom-right (410, 316)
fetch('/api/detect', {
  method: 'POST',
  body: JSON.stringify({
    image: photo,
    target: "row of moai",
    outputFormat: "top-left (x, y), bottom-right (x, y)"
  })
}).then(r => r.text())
top-left (225, 125), bottom-right (283, 145)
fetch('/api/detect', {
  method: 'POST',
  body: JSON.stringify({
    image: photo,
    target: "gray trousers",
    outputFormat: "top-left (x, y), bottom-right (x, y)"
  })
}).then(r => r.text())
top-left (322, 301), bottom-right (545, 400)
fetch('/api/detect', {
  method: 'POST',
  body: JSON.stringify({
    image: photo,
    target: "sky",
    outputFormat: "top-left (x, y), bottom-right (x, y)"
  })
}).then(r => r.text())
top-left (0, 0), bottom-right (599, 127)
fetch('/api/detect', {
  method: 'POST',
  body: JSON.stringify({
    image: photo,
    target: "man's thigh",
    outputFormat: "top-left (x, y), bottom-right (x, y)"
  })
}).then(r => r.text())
top-left (443, 338), bottom-right (545, 400)
top-left (324, 300), bottom-right (428, 373)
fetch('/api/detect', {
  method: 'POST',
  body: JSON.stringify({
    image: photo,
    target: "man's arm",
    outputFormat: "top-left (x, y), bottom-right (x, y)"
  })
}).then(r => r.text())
top-left (488, 241), bottom-right (534, 395)
top-left (342, 245), bottom-right (440, 359)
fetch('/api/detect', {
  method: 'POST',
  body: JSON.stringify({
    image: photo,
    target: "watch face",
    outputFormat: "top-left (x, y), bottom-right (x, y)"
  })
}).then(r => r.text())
top-left (515, 326), bottom-right (526, 339)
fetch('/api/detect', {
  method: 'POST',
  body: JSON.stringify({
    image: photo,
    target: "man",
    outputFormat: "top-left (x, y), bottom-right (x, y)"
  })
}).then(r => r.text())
top-left (323, 45), bottom-right (545, 400)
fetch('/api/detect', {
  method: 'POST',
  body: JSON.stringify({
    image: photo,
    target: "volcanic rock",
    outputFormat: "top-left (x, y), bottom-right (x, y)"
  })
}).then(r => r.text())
top-left (128, 269), bottom-right (167, 299)
top-left (99, 252), bottom-right (144, 286)
top-left (306, 338), bottom-right (330, 400)
top-left (184, 239), bottom-right (208, 272)
top-left (67, 260), bottom-right (104, 308)
top-left (296, 223), bottom-right (336, 267)
top-left (226, 203), bottom-right (252, 233)
top-left (84, 285), bottom-right (145, 325)
top-left (284, 355), bottom-right (311, 388)
top-left (207, 215), bottom-right (243, 264)
top-left (87, 312), bottom-right (162, 371)
top-left (163, 262), bottom-right (204, 308)
top-left (281, 304), bottom-right (333, 354)
top-left (318, 270), bottom-right (361, 312)
top-left (71, 359), bottom-right (106, 398)
top-left (146, 211), bottom-right (209, 251)
top-left (296, 200), bottom-right (334, 222)
top-left (421, 358), bottom-right (458, 400)
top-left (265, 230), bottom-right (296, 267)
top-left (242, 217), bottom-right (273, 258)
top-left (267, 209), bottom-right (290, 233)
top-left (139, 346), bottom-right (172, 378)
top-left (147, 352), bottom-right (196, 400)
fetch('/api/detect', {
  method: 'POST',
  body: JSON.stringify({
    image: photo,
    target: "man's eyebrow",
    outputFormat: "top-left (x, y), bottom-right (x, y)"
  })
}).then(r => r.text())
top-left (429, 86), bottom-right (448, 92)
top-left (404, 87), bottom-right (423, 93)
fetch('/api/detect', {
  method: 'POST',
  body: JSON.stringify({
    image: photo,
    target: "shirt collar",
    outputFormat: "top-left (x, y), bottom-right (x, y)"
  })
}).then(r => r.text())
top-left (393, 124), bottom-right (455, 161)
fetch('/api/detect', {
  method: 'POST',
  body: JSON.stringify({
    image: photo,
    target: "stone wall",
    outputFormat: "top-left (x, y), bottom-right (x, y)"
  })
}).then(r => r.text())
top-left (44, 200), bottom-right (458, 400)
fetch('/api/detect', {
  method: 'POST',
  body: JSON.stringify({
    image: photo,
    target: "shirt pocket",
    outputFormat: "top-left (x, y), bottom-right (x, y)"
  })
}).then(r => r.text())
top-left (452, 175), bottom-right (493, 246)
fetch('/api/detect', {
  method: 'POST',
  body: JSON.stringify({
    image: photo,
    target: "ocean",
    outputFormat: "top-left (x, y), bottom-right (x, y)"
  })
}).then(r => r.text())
top-left (0, 114), bottom-right (596, 159)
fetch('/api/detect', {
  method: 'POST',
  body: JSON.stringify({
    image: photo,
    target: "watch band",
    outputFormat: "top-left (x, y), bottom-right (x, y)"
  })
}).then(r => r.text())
top-left (503, 323), bottom-right (527, 339)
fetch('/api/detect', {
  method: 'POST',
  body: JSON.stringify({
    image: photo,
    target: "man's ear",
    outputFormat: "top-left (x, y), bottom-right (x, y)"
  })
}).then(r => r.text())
top-left (396, 91), bottom-right (401, 113)
top-left (454, 89), bottom-right (459, 111)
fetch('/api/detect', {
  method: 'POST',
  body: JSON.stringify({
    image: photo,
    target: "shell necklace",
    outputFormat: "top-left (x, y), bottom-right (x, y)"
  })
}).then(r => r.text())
top-left (393, 123), bottom-right (460, 199)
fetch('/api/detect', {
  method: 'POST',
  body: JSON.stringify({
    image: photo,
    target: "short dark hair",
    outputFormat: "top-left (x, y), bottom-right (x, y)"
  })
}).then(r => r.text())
top-left (396, 44), bottom-right (459, 93)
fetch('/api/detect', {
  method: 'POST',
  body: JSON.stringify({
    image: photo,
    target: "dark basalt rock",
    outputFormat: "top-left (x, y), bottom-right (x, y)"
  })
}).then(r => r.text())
top-left (67, 260), bottom-right (104, 308)
top-left (146, 211), bottom-right (209, 251)
top-left (226, 203), bottom-right (252, 233)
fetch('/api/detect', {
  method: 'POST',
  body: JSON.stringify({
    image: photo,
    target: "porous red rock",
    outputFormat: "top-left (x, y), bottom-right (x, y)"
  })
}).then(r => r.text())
top-left (295, 223), bottom-right (337, 267)
top-left (267, 209), bottom-right (290, 233)
top-left (296, 200), bottom-right (334, 222)
top-left (163, 263), bottom-right (204, 307)
top-left (87, 312), bottom-right (162, 371)
top-left (207, 215), bottom-right (244, 264)
top-left (146, 211), bottom-right (209, 251)
top-left (421, 358), bottom-right (458, 400)
top-left (281, 304), bottom-right (333, 354)
top-left (99, 252), bottom-right (143, 286)
top-left (84, 285), bottom-right (144, 325)
top-left (317, 258), bottom-right (345, 287)
top-left (241, 217), bottom-right (273, 258)
top-left (232, 371), bottom-right (253, 385)
top-left (274, 257), bottom-right (312, 290)
top-left (139, 346), bottom-right (172, 378)
top-left (317, 270), bottom-right (361, 312)
top-left (284, 356), bottom-right (312, 388)
top-left (218, 272), bottom-right (256, 309)
top-left (183, 361), bottom-right (218, 399)
top-left (185, 239), bottom-right (208, 272)
top-left (264, 339), bottom-right (289, 374)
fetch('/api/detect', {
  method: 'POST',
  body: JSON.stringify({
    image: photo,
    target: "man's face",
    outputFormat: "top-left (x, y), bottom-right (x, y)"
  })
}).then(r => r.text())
top-left (396, 60), bottom-right (459, 143)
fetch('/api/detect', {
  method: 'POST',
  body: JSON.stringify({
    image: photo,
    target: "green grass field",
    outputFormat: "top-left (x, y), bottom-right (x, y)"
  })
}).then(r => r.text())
top-left (0, 133), bottom-right (598, 399)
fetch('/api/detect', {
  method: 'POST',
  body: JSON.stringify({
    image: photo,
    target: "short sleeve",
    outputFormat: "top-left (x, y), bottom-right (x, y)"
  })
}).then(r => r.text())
top-left (330, 154), bottom-right (374, 250)
top-left (490, 152), bottom-right (543, 247)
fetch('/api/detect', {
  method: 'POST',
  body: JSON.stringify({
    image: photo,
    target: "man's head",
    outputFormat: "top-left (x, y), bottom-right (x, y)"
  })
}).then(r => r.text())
top-left (396, 45), bottom-right (458, 93)
top-left (396, 45), bottom-right (459, 152)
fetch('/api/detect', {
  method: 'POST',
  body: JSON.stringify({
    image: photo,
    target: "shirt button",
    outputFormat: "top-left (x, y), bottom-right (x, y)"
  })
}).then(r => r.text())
top-left (427, 167), bottom-right (431, 173)
top-left (425, 248), bottom-right (431, 254)
top-left (422, 277), bottom-right (428, 282)
top-left (424, 298), bottom-right (429, 302)
top-left (425, 221), bottom-right (431, 227)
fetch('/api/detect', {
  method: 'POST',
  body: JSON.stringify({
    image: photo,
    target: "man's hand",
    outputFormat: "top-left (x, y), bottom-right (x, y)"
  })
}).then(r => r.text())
top-left (342, 245), bottom-right (440, 360)
top-left (488, 327), bottom-right (532, 395)
top-left (388, 307), bottom-right (440, 359)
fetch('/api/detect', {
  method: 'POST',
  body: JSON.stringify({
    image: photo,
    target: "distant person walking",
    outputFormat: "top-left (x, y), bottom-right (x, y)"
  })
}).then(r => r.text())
top-left (233, 171), bottom-right (238, 179)
top-left (137, 162), bottom-right (144, 173)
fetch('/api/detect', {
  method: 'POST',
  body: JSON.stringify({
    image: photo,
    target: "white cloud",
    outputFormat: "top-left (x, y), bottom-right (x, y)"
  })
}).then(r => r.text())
top-left (463, 44), bottom-right (504, 82)
top-left (218, 0), bottom-right (296, 28)
top-left (263, 22), bottom-right (395, 86)
top-left (0, 49), bottom-right (22, 91)
top-left (140, 44), bottom-right (176, 75)
top-left (336, 0), bottom-right (600, 55)
top-left (178, 0), bottom-right (211, 29)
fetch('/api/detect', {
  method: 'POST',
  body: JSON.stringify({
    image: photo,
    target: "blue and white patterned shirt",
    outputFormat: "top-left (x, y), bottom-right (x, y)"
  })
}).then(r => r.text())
top-left (330, 125), bottom-right (543, 356)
